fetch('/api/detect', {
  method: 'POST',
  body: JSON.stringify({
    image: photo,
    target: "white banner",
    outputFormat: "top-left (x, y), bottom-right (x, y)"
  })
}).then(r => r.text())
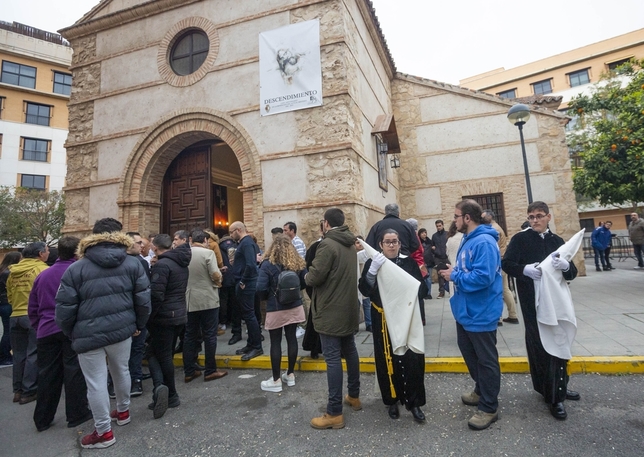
top-left (259, 19), bottom-right (322, 116)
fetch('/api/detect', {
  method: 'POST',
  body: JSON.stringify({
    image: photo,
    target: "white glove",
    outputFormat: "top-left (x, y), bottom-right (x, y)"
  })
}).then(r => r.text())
top-left (368, 253), bottom-right (387, 276)
top-left (550, 252), bottom-right (570, 271)
top-left (523, 263), bottom-right (542, 280)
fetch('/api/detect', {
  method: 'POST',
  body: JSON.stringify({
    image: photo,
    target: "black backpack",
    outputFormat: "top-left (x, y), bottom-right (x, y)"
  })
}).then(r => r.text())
top-left (273, 267), bottom-right (301, 306)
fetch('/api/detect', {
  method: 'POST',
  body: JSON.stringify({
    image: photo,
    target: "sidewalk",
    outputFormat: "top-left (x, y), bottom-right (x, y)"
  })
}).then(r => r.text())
top-left (206, 258), bottom-right (644, 374)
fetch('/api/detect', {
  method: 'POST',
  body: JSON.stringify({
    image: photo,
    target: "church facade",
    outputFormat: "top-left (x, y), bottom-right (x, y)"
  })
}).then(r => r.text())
top-left (59, 0), bottom-right (579, 258)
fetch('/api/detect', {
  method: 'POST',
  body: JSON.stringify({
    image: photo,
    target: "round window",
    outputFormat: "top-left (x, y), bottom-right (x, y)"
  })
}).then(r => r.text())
top-left (170, 30), bottom-right (209, 76)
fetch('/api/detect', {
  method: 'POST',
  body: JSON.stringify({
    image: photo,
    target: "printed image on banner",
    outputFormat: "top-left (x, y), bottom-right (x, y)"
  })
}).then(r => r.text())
top-left (259, 19), bottom-right (322, 116)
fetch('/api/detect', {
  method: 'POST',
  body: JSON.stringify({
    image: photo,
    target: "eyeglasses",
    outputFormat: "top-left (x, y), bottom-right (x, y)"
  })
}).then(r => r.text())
top-left (527, 214), bottom-right (548, 222)
top-left (454, 214), bottom-right (464, 220)
top-left (382, 240), bottom-right (399, 246)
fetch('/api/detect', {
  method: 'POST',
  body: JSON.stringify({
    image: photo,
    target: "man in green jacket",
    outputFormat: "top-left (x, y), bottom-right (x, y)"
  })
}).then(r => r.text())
top-left (305, 208), bottom-right (360, 430)
top-left (7, 241), bottom-right (49, 404)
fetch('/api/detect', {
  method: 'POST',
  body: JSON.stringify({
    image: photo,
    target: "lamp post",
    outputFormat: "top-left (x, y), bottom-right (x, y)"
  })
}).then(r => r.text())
top-left (507, 103), bottom-right (533, 204)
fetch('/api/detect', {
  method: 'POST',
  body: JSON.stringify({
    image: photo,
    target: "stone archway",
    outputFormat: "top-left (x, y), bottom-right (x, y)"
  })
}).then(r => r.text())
top-left (117, 108), bottom-right (263, 238)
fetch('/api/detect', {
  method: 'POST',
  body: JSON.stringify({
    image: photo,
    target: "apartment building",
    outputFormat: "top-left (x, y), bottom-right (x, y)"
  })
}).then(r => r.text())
top-left (0, 21), bottom-right (72, 192)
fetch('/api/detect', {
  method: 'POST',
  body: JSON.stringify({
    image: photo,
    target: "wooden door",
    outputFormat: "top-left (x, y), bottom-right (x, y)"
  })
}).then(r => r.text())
top-left (162, 147), bottom-right (212, 235)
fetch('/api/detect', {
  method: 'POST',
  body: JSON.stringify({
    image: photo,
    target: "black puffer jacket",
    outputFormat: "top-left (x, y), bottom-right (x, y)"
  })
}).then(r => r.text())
top-left (149, 243), bottom-right (191, 326)
top-left (366, 214), bottom-right (420, 255)
top-left (55, 232), bottom-right (151, 354)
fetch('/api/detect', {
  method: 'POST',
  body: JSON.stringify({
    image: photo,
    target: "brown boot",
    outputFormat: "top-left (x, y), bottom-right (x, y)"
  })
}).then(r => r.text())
top-left (344, 394), bottom-right (362, 411)
top-left (310, 413), bottom-right (345, 429)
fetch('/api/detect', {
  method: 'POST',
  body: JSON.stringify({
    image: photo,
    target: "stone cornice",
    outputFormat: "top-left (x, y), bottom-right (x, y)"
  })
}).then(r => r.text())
top-left (59, 0), bottom-right (204, 40)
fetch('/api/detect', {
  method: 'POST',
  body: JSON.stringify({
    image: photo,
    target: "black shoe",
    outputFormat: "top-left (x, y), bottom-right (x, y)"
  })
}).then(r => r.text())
top-left (67, 411), bottom-right (93, 428)
top-left (497, 321), bottom-right (503, 326)
top-left (310, 351), bottom-right (319, 359)
top-left (603, 266), bottom-right (611, 271)
top-left (240, 348), bottom-right (263, 361)
top-left (502, 317), bottom-right (520, 324)
top-left (130, 379), bottom-right (143, 397)
top-left (565, 390), bottom-right (580, 401)
top-left (152, 385), bottom-right (169, 419)
top-left (596, 266), bottom-right (602, 272)
top-left (37, 423), bottom-right (52, 432)
top-left (426, 295), bottom-right (432, 300)
top-left (235, 345), bottom-right (252, 355)
top-left (168, 394), bottom-right (180, 408)
top-left (388, 404), bottom-right (400, 419)
top-left (365, 325), bottom-right (372, 332)
top-left (549, 402), bottom-right (567, 420)
top-left (410, 406), bottom-right (425, 423)
top-left (228, 334), bottom-right (242, 345)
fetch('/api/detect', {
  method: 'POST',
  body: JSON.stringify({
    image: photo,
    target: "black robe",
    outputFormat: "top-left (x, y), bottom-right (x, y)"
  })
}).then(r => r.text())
top-left (359, 256), bottom-right (427, 408)
top-left (502, 229), bottom-right (577, 403)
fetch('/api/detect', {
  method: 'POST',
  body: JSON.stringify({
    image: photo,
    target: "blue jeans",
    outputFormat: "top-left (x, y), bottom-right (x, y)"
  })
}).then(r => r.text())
top-left (593, 248), bottom-right (606, 268)
top-left (10, 315), bottom-right (38, 395)
top-left (319, 333), bottom-right (360, 415)
top-left (424, 276), bottom-right (432, 298)
top-left (456, 322), bottom-right (500, 413)
top-left (236, 284), bottom-right (262, 350)
top-left (361, 298), bottom-right (371, 327)
top-left (128, 327), bottom-right (147, 381)
top-left (183, 308), bottom-right (219, 376)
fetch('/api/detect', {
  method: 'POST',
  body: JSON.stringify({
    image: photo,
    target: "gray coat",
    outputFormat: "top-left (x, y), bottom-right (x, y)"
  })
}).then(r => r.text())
top-left (55, 232), bottom-right (151, 354)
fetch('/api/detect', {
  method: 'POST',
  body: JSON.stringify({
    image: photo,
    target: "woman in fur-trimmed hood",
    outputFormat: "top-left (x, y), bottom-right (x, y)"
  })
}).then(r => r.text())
top-left (55, 231), bottom-right (151, 355)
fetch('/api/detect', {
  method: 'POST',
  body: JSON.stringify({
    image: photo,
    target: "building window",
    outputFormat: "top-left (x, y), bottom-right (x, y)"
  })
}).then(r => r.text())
top-left (21, 137), bottom-right (50, 162)
top-left (53, 71), bottom-right (72, 95)
top-left (0, 96), bottom-right (4, 119)
top-left (0, 133), bottom-right (3, 158)
top-left (25, 102), bottom-right (51, 126)
top-left (462, 192), bottom-right (507, 234)
top-left (170, 30), bottom-right (209, 76)
top-left (1, 61), bottom-right (37, 89)
top-left (579, 218), bottom-right (595, 232)
top-left (532, 79), bottom-right (552, 95)
top-left (608, 58), bottom-right (632, 71)
top-left (497, 89), bottom-right (516, 99)
top-left (20, 174), bottom-right (47, 190)
top-left (568, 69), bottom-right (590, 87)
top-left (568, 146), bottom-right (583, 168)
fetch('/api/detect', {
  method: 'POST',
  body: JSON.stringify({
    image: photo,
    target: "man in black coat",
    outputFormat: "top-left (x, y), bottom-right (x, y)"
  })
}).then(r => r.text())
top-left (502, 201), bottom-right (579, 421)
top-left (431, 220), bottom-right (449, 298)
top-left (146, 234), bottom-right (191, 419)
top-left (366, 203), bottom-right (419, 256)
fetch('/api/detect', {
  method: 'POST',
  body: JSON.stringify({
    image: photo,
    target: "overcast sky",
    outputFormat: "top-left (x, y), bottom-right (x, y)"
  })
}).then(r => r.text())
top-left (4, 0), bottom-right (644, 84)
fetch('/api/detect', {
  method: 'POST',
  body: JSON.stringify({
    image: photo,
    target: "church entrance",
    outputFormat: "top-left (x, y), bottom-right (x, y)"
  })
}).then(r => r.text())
top-left (161, 139), bottom-right (243, 238)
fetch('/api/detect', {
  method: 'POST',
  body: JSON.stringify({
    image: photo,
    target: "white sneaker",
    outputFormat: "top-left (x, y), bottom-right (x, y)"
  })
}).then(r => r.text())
top-left (634, 266), bottom-right (643, 270)
top-left (260, 377), bottom-right (282, 392)
top-left (281, 372), bottom-right (295, 387)
top-left (295, 327), bottom-right (305, 339)
top-left (219, 324), bottom-right (226, 330)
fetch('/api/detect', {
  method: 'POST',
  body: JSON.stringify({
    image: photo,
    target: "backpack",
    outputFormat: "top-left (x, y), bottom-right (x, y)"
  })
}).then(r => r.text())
top-left (273, 267), bottom-right (301, 306)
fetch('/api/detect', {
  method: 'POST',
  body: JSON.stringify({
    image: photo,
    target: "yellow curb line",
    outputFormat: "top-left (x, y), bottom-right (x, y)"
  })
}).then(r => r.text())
top-left (173, 355), bottom-right (644, 374)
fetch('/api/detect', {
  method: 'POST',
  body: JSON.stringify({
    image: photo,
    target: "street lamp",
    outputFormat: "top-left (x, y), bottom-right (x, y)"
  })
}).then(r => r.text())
top-left (507, 103), bottom-right (533, 204)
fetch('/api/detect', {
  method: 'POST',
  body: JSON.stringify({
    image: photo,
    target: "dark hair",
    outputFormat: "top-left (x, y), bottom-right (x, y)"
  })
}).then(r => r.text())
top-left (456, 199), bottom-right (483, 224)
top-left (191, 230), bottom-right (207, 244)
top-left (418, 228), bottom-right (427, 237)
top-left (174, 230), bottom-right (189, 240)
top-left (356, 235), bottom-right (364, 240)
top-left (379, 228), bottom-right (399, 244)
top-left (435, 219), bottom-right (444, 226)
top-left (46, 247), bottom-right (58, 266)
top-left (527, 201), bottom-right (549, 215)
top-left (153, 234), bottom-right (173, 250)
top-left (271, 227), bottom-right (284, 235)
top-left (93, 217), bottom-right (123, 234)
top-left (447, 221), bottom-right (459, 238)
top-left (284, 222), bottom-right (297, 234)
top-left (58, 236), bottom-right (80, 261)
top-left (324, 208), bottom-right (345, 227)
top-left (0, 251), bottom-right (22, 275)
top-left (482, 209), bottom-right (496, 221)
top-left (126, 231), bottom-right (141, 238)
top-left (22, 241), bottom-right (47, 259)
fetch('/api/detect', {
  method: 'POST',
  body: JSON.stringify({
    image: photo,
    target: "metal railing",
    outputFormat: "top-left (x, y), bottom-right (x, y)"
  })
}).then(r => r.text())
top-left (582, 235), bottom-right (636, 261)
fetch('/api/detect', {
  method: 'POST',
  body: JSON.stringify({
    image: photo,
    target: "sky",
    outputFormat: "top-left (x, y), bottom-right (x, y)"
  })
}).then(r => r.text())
top-left (4, 0), bottom-right (644, 85)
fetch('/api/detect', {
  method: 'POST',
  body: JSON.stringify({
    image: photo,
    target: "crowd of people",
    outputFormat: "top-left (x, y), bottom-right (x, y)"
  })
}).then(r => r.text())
top-left (2, 203), bottom-right (643, 447)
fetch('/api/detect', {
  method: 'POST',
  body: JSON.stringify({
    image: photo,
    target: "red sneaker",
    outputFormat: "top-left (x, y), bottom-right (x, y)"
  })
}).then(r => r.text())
top-left (80, 429), bottom-right (116, 449)
top-left (110, 409), bottom-right (131, 426)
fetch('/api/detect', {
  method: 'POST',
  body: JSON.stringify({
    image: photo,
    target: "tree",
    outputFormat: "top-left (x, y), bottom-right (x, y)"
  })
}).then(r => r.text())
top-left (567, 59), bottom-right (644, 209)
top-left (0, 186), bottom-right (65, 248)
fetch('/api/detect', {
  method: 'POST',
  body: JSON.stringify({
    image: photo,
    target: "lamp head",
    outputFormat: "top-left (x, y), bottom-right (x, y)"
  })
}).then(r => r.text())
top-left (507, 104), bottom-right (531, 126)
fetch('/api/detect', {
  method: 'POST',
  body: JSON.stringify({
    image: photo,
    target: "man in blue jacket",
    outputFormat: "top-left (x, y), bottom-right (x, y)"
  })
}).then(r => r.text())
top-left (440, 200), bottom-right (502, 431)
top-left (591, 222), bottom-right (612, 271)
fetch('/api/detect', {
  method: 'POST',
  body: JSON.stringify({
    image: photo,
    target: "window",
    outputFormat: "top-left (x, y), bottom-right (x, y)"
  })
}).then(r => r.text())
top-left (532, 79), bottom-right (552, 95)
top-left (568, 69), bottom-right (590, 87)
top-left (25, 102), bottom-right (51, 126)
top-left (170, 30), bottom-right (209, 76)
top-left (608, 58), bottom-right (632, 71)
top-left (0, 134), bottom-right (3, 158)
top-left (0, 96), bottom-right (4, 119)
top-left (579, 218), bottom-right (595, 232)
top-left (20, 174), bottom-right (47, 190)
top-left (462, 192), bottom-right (507, 234)
top-left (53, 71), bottom-right (72, 95)
top-left (1, 61), bottom-right (36, 89)
top-left (497, 89), bottom-right (516, 99)
top-left (21, 137), bottom-right (50, 162)
top-left (568, 146), bottom-right (583, 168)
